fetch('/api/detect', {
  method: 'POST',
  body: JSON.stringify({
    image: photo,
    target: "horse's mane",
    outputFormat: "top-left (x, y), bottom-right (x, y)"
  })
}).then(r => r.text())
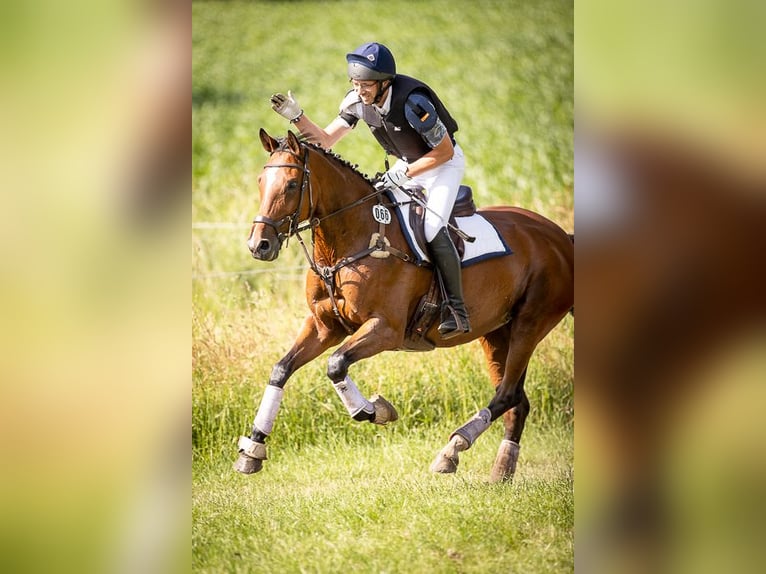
top-left (275, 136), bottom-right (374, 184)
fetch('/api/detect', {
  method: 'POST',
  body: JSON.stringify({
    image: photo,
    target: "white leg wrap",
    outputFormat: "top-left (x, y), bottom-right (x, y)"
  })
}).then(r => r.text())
top-left (333, 376), bottom-right (374, 417)
top-left (253, 385), bottom-right (284, 435)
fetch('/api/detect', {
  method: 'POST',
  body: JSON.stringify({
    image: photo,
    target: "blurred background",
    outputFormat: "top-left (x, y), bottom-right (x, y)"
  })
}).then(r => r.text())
top-left (576, 0), bottom-right (766, 572)
top-left (0, 0), bottom-right (189, 572)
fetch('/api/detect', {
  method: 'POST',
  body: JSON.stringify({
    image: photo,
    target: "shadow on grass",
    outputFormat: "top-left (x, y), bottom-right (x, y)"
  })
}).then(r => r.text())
top-left (193, 85), bottom-right (245, 108)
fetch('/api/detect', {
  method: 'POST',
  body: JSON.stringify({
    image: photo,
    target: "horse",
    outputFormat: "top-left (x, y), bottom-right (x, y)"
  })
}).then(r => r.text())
top-left (234, 129), bottom-right (574, 481)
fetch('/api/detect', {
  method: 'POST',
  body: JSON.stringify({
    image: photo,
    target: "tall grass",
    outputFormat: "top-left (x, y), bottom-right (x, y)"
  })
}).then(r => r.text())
top-left (193, 295), bottom-right (573, 463)
top-left (193, 1), bottom-right (573, 571)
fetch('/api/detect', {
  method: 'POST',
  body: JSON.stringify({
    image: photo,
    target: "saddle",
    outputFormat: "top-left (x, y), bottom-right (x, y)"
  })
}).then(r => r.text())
top-left (407, 184), bottom-right (477, 261)
top-left (403, 185), bottom-right (477, 351)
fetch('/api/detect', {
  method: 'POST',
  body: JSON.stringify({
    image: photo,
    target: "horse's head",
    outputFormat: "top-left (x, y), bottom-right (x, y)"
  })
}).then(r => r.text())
top-left (247, 129), bottom-right (313, 260)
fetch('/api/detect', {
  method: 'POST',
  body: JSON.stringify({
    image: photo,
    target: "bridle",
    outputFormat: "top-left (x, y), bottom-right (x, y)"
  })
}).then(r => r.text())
top-left (252, 139), bottom-right (414, 334)
top-left (252, 141), bottom-right (387, 248)
top-left (252, 146), bottom-right (313, 249)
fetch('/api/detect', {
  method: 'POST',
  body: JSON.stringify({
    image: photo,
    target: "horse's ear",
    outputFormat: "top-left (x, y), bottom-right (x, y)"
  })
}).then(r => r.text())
top-left (260, 128), bottom-right (278, 152)
top-left (286, 130), bottom-right (302, 154)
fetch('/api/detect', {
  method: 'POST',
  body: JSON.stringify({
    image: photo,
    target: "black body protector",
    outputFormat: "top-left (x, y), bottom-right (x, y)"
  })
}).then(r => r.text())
top-left (341, 75), bottom-right (459, 162)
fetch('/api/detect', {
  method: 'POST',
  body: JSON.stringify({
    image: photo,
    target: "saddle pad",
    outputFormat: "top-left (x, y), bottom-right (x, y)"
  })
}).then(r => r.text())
top-left (386, 187), bottom-right (512, 266)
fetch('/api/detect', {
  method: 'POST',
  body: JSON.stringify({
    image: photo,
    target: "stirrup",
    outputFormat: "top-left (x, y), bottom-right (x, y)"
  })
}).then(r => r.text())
top-left (438, 306), bottom-right (471, 339)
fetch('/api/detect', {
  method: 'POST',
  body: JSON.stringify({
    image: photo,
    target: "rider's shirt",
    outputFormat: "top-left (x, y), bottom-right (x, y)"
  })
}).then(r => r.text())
top-left (338, 74), bottom-right (458, 162)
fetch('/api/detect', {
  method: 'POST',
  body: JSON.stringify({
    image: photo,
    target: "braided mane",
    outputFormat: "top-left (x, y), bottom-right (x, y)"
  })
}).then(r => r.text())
top-left (276, 136), bottom-right (374, 184)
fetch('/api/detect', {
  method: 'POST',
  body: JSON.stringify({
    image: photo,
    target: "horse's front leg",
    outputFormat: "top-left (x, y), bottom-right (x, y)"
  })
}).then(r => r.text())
top-left (234, 314), bottom-right (344, 475)
top-left (326, 316), bottom-right (402, 426)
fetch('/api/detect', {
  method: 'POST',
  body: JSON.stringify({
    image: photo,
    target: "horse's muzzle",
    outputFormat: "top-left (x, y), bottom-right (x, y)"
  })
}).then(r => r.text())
top-left (248, 219), bottom-right (284, 261)
top-left (247, 225), bottom-right (282, 261)
top-left (248, 236), bottom-right (280, 261)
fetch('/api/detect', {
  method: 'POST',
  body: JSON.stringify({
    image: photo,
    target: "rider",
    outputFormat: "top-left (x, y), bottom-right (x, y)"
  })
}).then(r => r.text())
top-left (270, 42), bottom-right (470, 339)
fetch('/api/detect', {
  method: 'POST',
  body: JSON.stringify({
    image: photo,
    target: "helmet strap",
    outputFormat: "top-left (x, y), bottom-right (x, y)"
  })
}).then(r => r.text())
top-left (373, 80), bottom-right (391, 105)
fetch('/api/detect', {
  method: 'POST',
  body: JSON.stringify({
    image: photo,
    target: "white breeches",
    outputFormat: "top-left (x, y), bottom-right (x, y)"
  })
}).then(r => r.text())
top-left (393, 144), bottom-right (465, 242)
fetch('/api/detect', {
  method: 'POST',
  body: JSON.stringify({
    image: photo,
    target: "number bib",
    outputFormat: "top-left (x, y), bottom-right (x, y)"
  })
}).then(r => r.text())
top-left (372, 204), bottom-right (392, 225)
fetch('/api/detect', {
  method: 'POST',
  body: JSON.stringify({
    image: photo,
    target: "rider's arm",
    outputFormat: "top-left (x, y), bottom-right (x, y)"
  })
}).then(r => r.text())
top-left (271, 90), bottom-right (355, 150)
top-left (293, 115), bottom-right (351, 149)
top-left (404, 133), bottom-right (454, 177)
top-left (400, 92), bottom-right (454, 177)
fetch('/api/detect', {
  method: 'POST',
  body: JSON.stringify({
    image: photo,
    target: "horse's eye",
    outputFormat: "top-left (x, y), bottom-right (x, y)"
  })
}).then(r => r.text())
top-left (286, 180), bottom-right (299, 193)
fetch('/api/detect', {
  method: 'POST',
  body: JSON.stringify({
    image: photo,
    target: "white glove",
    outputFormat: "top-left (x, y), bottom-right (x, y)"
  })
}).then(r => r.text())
top-left (375, 166), bottom-right (410, 191)
top-left (270, 90), bottom-right (303, 122)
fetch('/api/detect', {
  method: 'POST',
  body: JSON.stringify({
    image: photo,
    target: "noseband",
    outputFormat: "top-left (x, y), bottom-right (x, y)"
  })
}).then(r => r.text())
top-left (252, 146), bottom-right (313, 247)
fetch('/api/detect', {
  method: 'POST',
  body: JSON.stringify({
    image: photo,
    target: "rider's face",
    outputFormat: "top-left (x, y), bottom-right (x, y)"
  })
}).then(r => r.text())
top-left (352, 80), bottom-right (385, 105)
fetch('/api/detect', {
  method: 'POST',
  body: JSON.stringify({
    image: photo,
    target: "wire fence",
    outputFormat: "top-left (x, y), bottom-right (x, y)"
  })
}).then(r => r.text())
top-left (192, 268), bottom-right (306, 281)
top-left (192, 222), bottom-right (250, 230)
top-left (192, 221), bottom-right (306, 281)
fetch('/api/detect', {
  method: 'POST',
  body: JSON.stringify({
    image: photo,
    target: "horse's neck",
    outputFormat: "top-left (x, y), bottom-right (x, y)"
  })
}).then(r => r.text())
top-left (311, 161), bottom-right (378, 264)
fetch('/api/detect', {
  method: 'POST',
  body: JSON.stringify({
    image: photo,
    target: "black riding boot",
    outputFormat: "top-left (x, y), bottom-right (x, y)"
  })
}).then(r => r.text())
top-left (427, 227), bottom-right (471, 339)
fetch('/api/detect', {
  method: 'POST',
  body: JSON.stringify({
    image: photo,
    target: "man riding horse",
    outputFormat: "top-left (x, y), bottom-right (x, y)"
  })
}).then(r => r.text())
top-left (270, 42), bottom-right (470, 339)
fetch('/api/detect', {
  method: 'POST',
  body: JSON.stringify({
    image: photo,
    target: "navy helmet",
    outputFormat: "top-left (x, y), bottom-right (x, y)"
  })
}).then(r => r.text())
top-left (346, 42), bottom-right (396, 81)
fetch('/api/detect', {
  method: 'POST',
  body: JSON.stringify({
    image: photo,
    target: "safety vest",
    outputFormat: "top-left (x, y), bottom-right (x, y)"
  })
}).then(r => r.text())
top-left (369, 75), bottom-right (458, 162)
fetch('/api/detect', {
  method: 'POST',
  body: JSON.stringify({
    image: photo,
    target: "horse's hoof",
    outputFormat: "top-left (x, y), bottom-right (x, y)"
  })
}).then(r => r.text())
top-left (234, 436), bottom-right (267, 474)
top-left (489, 439), bottom-right (520, 483)
top-left (233, 453), bottom-right (263, 474)
top-left (488, 464), bottom-right (512, 483)
top-left (370, 394), bottom-right (398, 425)
top-left (430, 453), bottom-right (458, 474)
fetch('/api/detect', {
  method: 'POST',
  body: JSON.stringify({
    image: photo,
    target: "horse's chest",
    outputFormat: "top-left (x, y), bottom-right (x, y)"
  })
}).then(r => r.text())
top-left (310, 267), bottom-right (387, 323)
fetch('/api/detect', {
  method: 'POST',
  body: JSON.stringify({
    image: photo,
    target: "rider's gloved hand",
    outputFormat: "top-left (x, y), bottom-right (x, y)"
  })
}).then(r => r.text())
top-left (270, 91), bottom-right (303, 123)
top-left (375, 166), bottom-right (410, 191)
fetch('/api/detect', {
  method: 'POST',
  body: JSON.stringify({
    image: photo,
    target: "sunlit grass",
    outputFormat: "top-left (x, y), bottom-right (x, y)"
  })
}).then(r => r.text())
top-left (193, 429), bottom-right (573, 574)
top-left (193, 0), bottom-right (572, 571)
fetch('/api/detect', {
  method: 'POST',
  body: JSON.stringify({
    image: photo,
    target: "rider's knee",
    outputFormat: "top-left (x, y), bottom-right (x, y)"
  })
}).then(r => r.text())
top-left (423, 217), bottom-right (444, 243)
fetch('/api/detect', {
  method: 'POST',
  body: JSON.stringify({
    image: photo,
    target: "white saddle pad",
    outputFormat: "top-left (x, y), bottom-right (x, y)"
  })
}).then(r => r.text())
top-left (386, 187), bottom-right (512, 266)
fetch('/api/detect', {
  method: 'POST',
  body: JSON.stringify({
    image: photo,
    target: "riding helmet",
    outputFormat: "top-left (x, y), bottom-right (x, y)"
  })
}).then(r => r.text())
top-left (346, 42), bottom-right (396, 81)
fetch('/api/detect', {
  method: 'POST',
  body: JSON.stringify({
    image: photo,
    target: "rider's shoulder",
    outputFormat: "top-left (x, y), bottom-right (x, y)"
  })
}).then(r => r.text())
top-left (404, 90), bottom-right (436, 112)
top-left (403, 90), bottom-right (438, 131)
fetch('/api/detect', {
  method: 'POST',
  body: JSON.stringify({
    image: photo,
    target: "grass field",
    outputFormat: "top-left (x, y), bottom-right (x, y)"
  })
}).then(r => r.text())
top-left (193, 1), bottom-right (573, 571)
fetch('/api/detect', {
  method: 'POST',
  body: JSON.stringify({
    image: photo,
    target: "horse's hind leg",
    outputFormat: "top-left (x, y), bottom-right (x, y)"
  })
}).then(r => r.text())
top-left (478, 326), bottom-right (527, 481)
top-left (430, 325), bottom-right (520, 476)
top-left (468, 323), bottom-right (529, 481)
top-left (430, 313), bottom-right (550, 477)
top-left (489, 372), bottom-right (529, 483)
top-left (473, 326), bottom-right (527, 480)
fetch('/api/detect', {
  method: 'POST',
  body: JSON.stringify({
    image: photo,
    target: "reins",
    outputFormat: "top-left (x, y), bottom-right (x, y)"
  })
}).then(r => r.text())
top-left (255, 141), bottom-right (413, 334)
top-left (294, 187), bottom-right (383, 234)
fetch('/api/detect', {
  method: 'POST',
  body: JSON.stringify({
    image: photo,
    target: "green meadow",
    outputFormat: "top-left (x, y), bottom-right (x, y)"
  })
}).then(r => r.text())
top-left (193, 1), bottom-right (573, 571)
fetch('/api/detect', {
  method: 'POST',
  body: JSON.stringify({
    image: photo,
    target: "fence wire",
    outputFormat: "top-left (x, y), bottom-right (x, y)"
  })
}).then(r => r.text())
top-left (193, 222), bottom-right (306, 280)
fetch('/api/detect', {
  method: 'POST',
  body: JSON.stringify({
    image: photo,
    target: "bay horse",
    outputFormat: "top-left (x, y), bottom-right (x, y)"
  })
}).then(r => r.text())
top-left (234, 129), bottom-right (573, 481)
